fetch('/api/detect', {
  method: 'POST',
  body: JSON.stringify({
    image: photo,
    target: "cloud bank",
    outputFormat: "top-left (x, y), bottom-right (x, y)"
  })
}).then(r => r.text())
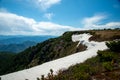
top-left (0, 11), bottom-right (79, 36)
top-left (0, 11), bottom-right (120, 36)
top-left (81, 14), bottom-right (120, 29)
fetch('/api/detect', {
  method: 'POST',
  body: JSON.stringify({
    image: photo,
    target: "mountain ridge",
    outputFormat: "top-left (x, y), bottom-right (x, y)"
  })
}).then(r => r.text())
top-left (0, 29), bottom-right (120, 76)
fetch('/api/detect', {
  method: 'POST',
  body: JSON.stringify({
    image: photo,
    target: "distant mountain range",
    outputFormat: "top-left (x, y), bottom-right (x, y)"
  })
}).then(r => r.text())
top-left (0, 36), bottom-right (55, 53)
top-left (0, 35), bottom-right (55, 44)
top-left (0, 41), bottom-right (36, 53)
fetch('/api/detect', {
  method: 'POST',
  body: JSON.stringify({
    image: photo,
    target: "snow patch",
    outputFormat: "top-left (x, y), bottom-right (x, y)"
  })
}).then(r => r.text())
top-left (1, 33), bottom-right (108, 80)
top-left (72, 33), bottom-right (99, 49)
top-left (72, 33), bottom-right (91, 47)
top-left (72, 33), bottom-right (91, 43)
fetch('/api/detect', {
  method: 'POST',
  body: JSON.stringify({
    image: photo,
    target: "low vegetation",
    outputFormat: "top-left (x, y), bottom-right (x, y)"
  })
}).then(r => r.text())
top-left (43, 40), bottom-right (120, 80)
top-left (0, 52), bottom-right (16, 75)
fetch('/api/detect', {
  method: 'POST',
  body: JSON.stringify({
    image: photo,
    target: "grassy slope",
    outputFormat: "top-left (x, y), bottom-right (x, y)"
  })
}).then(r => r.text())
top-left (44, 41), bottom-right (120, 80)
top-left (45, 41), bottom-right (120, 80)
top-left (63, 29), bottom-right (120, 42)
top-left (89, 30), bottom-right (120, 41)
top-left (50, 51), bottom-right (120, 80)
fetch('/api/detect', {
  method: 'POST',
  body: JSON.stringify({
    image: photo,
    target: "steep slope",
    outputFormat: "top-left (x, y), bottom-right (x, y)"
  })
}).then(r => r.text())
top-left (0, 31), bottom-right (86, 75)
top-left (0, 52), bottom-right (15, 75)
top-left (0, 33), bottom-right (108, 80)
top-left (0, 30), bottom-right (120, 76)
top-left (47, 41), bottom-right (120, 80)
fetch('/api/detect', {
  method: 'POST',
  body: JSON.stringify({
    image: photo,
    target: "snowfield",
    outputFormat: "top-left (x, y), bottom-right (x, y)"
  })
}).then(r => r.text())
top-left (0, 33), bottom-right (108, 80)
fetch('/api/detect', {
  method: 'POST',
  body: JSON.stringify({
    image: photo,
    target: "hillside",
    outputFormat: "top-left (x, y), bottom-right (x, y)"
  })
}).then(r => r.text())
top-left (0, 31), bottom-right (86, 75)
top-left (0, 29), bottom-right (120, 77)
top-left (44, 41), bottom-right (120, 80)
top-left (0, 32), bottom-right (108, 80)
top-left (0, 52), bottom-right (16, 75)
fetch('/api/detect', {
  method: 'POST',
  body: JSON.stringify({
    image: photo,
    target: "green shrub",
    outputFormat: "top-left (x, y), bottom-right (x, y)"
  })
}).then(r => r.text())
top-left (74, 72), bottom-right (91, 80)
top-left (97, 50), bottom-right (117, 62)
top-left (70, 64), bottom-right (90, 73)
top-left (106, 41), bottom-right (120, 52)
top-left (102, 62), bottom-right (113, 71)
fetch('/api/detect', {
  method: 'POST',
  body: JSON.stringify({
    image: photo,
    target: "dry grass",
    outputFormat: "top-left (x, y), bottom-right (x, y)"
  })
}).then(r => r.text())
top-left (89, 30), bottom-right (120, 41)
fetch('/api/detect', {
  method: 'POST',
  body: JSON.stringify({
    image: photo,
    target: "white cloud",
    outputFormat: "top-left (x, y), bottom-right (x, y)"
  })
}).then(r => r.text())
top-left (33, 22), bottom-right (80, 35)
top-left (93, 22), bottom-right (120, 29)
top-left (81, 14), bottom-right (120, 29)
top-left (35, 0), bottom-right (61, 10)
top-left (0, 11), bottom-right (80, 36)
top-left (0, 12), bottom-right (36, 35)
top-left (82, 14), bottom-right (106, 28)
top-left (44, 13), bottom-right (53, 20)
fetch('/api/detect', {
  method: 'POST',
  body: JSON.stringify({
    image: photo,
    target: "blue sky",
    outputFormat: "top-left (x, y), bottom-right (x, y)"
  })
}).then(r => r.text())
top-left (0, 0), bottom-right (120, 36)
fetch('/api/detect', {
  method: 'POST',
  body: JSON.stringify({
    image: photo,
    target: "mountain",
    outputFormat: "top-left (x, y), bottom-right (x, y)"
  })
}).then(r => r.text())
top-left (0, 36), bottom-right (55, 53)
top-left (0, 35), bottom-right (55, 45)
top-left (0, 41), bottom-right (36, 53)
top-left (0, 31), bottom-right (86, 75)
top-left (0, 29), bottom-right (120, 80)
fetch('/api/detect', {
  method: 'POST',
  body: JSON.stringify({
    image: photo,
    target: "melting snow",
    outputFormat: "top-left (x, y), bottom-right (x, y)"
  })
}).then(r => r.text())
top-left (0, 33), bottom-right (108, 80)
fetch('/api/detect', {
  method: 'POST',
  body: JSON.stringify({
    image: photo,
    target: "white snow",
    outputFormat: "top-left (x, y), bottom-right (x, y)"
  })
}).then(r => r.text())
top-left (0, 33), bottom-right (108, 80)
